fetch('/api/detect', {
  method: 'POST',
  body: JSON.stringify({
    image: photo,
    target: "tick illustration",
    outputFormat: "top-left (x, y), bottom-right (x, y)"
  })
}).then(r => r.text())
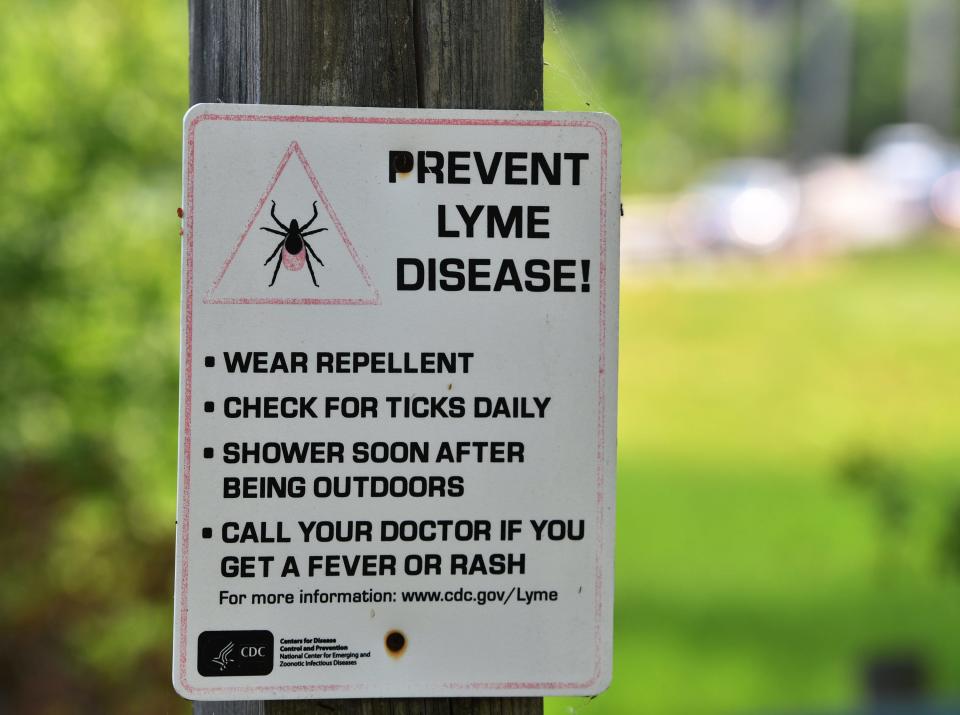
top-left (260, 201), bottom-right (327, 287)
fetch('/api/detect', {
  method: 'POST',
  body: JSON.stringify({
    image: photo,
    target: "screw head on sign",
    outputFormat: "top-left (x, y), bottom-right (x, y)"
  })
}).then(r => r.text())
top-left (392, 152), bottom-right (414, 174)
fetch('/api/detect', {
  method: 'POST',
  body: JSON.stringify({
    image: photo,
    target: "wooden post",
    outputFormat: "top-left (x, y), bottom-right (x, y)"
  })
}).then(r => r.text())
top-left (187, 1), bottom-right (544, 713)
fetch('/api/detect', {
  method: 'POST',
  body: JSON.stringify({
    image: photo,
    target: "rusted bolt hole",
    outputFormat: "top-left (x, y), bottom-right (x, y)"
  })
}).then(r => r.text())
top-left (385, 630), bottom-right (406, 656)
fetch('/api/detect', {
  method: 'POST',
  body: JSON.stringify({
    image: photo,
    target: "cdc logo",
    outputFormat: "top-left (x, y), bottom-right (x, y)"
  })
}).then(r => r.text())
top-left (198, 630), bottom-right (274, 677)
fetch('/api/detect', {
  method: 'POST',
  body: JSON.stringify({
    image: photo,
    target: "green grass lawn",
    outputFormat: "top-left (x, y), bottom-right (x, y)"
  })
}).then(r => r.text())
top-left (548, 239), bottom-right (960, 715)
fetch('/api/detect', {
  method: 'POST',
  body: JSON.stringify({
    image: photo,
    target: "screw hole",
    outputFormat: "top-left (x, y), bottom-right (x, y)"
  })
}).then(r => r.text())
top-left (385, 630), bottom-right (406, 655)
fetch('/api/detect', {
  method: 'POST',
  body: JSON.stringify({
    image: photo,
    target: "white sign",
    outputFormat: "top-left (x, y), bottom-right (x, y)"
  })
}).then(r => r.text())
top-left (174, 104), bottom-right (620, 700)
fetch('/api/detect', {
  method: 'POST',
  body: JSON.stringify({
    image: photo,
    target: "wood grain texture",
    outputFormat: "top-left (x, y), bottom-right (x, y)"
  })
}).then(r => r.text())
top-left (259, 0), bottom-right (420, 107)
top-left (414, 0), bottom-right (543, 109)
top-left (188, 0), bottom-right (542, 109)
top-left (188, 1), bottom-right (544, 712)
top-left (189, 0), bottom-right (262, 105)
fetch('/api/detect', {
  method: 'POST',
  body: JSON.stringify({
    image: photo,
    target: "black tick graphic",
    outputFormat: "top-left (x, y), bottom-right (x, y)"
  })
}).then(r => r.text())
top-left (260, 200), bottom-right (327, 287)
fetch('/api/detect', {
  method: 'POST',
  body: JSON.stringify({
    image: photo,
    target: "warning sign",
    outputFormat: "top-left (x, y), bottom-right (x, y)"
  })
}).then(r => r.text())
top-left (206, 141), bottom-right (379, 305)
top-left (174, 104), bottom-right (621, 700)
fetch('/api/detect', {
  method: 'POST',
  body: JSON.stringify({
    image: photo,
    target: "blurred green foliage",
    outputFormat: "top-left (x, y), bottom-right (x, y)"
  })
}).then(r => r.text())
top-left (546, 1), bottom-right (787, 192)
top-left (545, 0), bottom-right (953, 193)
top-left (0, 0), bottom-right (186, 711)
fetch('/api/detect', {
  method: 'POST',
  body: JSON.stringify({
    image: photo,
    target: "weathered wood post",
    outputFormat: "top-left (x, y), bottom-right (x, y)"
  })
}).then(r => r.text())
top-left (187, 1), bottom-right (544, 713)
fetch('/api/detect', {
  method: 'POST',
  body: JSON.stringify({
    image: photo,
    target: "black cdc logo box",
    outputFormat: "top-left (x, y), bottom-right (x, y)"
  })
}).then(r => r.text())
top-left (197, 630), bottom-right (274, 677)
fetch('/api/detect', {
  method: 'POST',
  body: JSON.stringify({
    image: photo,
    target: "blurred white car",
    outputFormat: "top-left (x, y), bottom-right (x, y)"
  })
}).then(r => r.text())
top-left (864, 124), bottom-right (956, 214)
top-left (671, 159), bottom-right (801, 253)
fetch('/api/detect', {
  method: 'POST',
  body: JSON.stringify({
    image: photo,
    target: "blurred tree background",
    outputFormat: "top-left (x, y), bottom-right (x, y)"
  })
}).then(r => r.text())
top-left (0, 0), bottom-right (185, 711)
top-left (546, 0), bottom-right (957, 193)
top-left (0, 1), bottom-right (958, 714)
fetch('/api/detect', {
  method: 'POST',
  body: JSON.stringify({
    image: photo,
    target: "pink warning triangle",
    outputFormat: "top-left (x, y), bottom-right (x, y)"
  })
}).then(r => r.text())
top-left (204, 141), bottom-right (380, 305)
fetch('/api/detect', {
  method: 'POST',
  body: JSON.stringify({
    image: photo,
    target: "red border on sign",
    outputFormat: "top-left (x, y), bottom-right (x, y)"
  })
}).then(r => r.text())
top-left (178, 110), bottom-right (612, 697)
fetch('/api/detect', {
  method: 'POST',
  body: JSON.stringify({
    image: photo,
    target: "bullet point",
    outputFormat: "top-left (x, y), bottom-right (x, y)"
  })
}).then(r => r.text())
top-left (201, 527), bottom-right (213, 539)
top-left (203, 447), bottom-right (214, 459)
top-left (204, 355), bottom-right (215, 368)
top-left (204, 401), bottom-right (215, 413)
